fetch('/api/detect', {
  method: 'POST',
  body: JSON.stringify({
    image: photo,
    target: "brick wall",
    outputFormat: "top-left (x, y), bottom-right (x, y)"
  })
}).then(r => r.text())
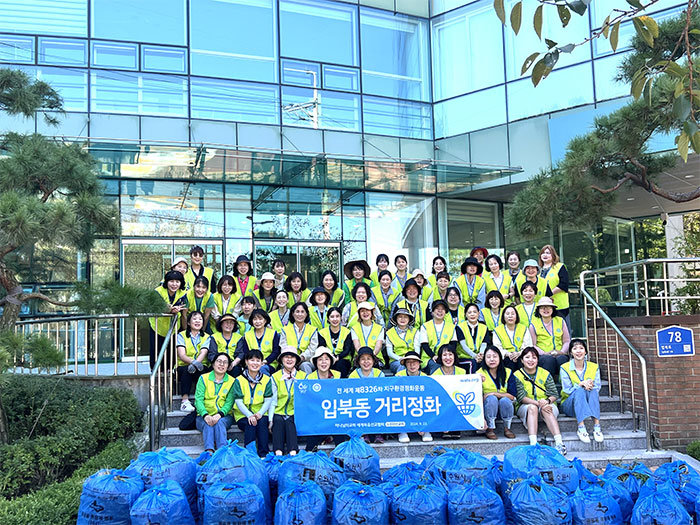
top-left (587, 314), bottom-right (700, 451)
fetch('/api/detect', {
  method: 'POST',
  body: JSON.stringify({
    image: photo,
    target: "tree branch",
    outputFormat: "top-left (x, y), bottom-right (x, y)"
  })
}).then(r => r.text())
top-left (18, 292), bottom-right (76, 307)
top-left (0, 244), bottom-right (18, 260)
top-left (648, 181), bottom-right (700, 202)
top-left (590, 173), bottom-right (636, 194)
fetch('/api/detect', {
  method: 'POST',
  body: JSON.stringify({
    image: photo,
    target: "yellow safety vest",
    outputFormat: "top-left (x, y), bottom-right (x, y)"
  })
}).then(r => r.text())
top-left (484, 272), bottom-right (514, 305)
top-left (272, 369), bottom-right (307, 416)
top-left (431, 366), bottom-right (467, 376)
top-left (309, 306), bottom-right (329, 330)
top-left (351, 322), bottom-right (383, 350)
top-left (307, 369), bottom-right (340, 379)
top-left (515, 274), bottom-right (546, 302)
top-left (395, 370), bottom-right (427, 376)
top-left (479, 368), bottom-right (512, 396)
top-left (457, 321), bottom-right (488, 357)
top-left (237, 275), bottom-right (257, 297)
top-left (423, 319), bottom-right (456, 367)
top-left (329, 288), bottom-right (345, 308)
top-left (532, 316), bottom-right (564, 353)
top-left (185, 266), bottom-right (214, 291)
top-left (493, 324), bottom-right (527, 353)
top-left (515, 303), bottom-right (537, 328)
top-left (283, 323), bottom-right (317, 353)
top-left (212, 332), bottom-right (242, 359)
top-left (269, 309), bottom-right (289, 333)
top-left (149, 287), bottom-right (186, 336)
top-left (542, 262), bottom-right (570, 310)
top-left (185, 289), bottom-right (213, 315)
top-left (287, 289), bottom-right (311, 306)
top-left (232, 374), bottom-right (271, 421)
top-left (210, 292), bottom-right (241, 333)
top-left (252, 289), bottom-right (276, 313)
top-left (393, 299), bottom-right (429, 327)
top-left (349, 368), bottom-right (382, 378)
top-left (244, 328), bottom-right (276, 359)
top-left (199, 371), bottom-right (235, 415)
top-left (345, 301), bottom-right (360, 328)
top-left (318, 326), bottom-right (352, 361)
top-left (454, 274), bottom-right (485, 305)
top-left (480, 308), bottom-right (502, 331)
top-left (514, 367), bottom-right (551, 406)
top-left (385, 326), bottom-right (417, 362)
top-left (560, 360), bottom-right (598, 402)
top-left (372, 285), bottom-right (399, 324)
top-left (177, 331), bottom-right (211, 367)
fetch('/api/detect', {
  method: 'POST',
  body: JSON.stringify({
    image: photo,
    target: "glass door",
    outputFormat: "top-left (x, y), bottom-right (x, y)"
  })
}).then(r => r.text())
top-left (255, 241), bottom-right (298, 275)
top-left (254, 241), bottom-right (341, 289)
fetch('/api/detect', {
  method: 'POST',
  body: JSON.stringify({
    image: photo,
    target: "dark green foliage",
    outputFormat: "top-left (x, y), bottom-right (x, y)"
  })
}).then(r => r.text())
top-left (74, 280), bottom-right (168, 315)
top-left (0, 69), bottom-right (63, 125)
top-left (687, 440), bottom-right (700, 461)
top-left (0, 376), bottom-right (141, 498)
top-left (0, 331), bottom-right (63, 371)
top-left (0, 440), bottom-right (135, 525)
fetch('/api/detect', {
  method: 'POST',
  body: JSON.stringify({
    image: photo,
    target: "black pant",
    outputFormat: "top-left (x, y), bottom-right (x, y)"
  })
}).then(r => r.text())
top-left (272, 414), bottom-right (298, 454)
top-left (236, 416), bottom-right (270, 457)
top-left (177, 365), bottom-right (200, 396)
top-left (149, 327), bottom-right (160, 369)
top-left (305, 434), bottom-right (348, 452)
top-left (332, 359), bottom-right (351, 378)
top-left (539, 353), bottom-right (569, 378)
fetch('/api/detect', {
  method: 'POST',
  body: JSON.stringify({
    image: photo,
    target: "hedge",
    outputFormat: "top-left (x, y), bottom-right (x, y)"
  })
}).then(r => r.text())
top-left (0, 375), bottom-right (141, 498)
top-left (688, 440), bottom-right (700, 461)
top-left (0, 440), bottom-right (134, 525)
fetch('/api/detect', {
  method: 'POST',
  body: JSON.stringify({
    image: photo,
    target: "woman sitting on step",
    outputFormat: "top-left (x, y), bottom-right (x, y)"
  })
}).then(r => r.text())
top-left (478, 345), bottom-right (517, 441)
top-left (194, 352), bottom-right (235, 452)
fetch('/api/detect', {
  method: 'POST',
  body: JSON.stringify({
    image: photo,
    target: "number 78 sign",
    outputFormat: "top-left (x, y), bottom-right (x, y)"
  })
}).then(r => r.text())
top-left (656, 326), bottom-right (695, 357)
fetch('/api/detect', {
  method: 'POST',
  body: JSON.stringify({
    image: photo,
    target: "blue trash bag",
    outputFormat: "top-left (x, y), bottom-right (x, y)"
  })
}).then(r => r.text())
top-left (382, 461), bottom-right (425, 485)
top-left (426, 449), bottom-right (496, 491)
top-left (631, 487), bottom-right (692, 525)
top-left (603, 463), bottom-right (653, 501)
top-left (505, 476), bottom-right (572, 525)
top-left (330, 436), bottom-right (382, 484)
top-left (491, 457), bottom-right (505, 495)
top-left (264, 453), bottom-right (288, 504)
top-left (637, 478), bottom-right (681, 506)
top-left (278, 450), bottom-right (347, 514)
top-left (391, 482), bottom-right (447, 525)
top-left (77, 469), bottom-right (144, 525)
top-left (332, 480), bottom-right (389, 525)
top-left (274, 482), bottom-right (327, 525)
top-left (571, 458), bottom-right (599, 488)
top-left (195, 440), bottom-right (271, 520)
top-left (502, 445), bottom-right (579, 496)
top-left (419, 446), bottom-right (450, 469)
top-left (570, 484), bottom-right (623, 525)
top-left (653, 460), bottom-right (700, 516)
top-left (595, 477), bottom-right (635, 523)
top-left (130, 479), bottom-right (194, 525)
top-left (202, 480), bottom-right (266, 524)
top-left (124, 448), bottom-right (198, 518)
top-left (448, 478), bottom-right (505, 525)
top-left (376, 481), bottom-right (399, 506)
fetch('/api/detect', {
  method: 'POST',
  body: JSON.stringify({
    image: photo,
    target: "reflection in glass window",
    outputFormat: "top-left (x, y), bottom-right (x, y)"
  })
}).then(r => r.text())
top-left (433, 85), bottom-right (506, 138)
top-left (594, 52), bottom-right (631, 101)
top-left (282, 86), bottom-right (361, 132)
top-left (91, 42), bottom-right (138, 70)
top-left (591, 0), bottom-right (683, 27)
top-left (190, 0), bottom-right (277, 82)
top-left (38, 38), bottom-right (87, 66)
top-left (36, 67), bottom-right (88, 111)
top-left (0, 0), bottom-right (87, 37)
top-left (91, 0), bottom-right (186, 45)
top-left (91, 71), bottom-right (188, 117)
top-left (323, 65), bottom-right (359, 92)
top-left (282, 59), bottom-right (321, 87)
top-left (142, 45), bottom-right (187, 73)
top-left (360, 8), bottom-right (430, 102)
top-left (120, 180), bottom-right (225, 237)
top-left (342, 205), bottom-right (365, 241)
top-left (362, 96), bottom-right (432, 139)
top-left (0, 35), bottom-right (34, 63)
top-left (190, 77), bottom-right (280, 125)
top-left (280, 0), bottom-right (359, 66)
top-left (431, 1), bottom-right (504, 101)
top-left (440, 199), bottom-right (499, 271)
top-left (224, 184), bottom-right (252, 238)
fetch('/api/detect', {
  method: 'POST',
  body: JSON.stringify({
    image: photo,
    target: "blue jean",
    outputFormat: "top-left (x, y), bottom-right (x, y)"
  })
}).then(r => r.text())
top-left (260, 364), bottom-right (273, 376)
top-left (196, 415), bottom-right (233, 451)
top-left (484, 395), bottom-right (514, 429)
top-left (390, 360), bottom-right (405, 374)
top-left (422, 360), bottom-right (440, 374)
top-left (236, 415), bottom-right (270, 457)
top-left (562, 387), bottom-right (600, 423)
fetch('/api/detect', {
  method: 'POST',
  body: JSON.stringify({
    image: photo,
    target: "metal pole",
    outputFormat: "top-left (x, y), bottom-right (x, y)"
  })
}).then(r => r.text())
top-left (643, 263), bottom-right (650, 316)
top-left (614, 334), bottom-right (623, 413)
top-left (74, 321), bottom-right (79, 373)
top-left (662, 262), bottom-right (669, 315)
top-left (84, 320), bottom-right (89, 376)
top-left (64, 321), bottom-right (69, 374)
top-left (94, 319), bottom-right (99, 376)
top-left (134, 317), bottom-right (138, 376)
top-left (113, 317), bottom-right (118, 376)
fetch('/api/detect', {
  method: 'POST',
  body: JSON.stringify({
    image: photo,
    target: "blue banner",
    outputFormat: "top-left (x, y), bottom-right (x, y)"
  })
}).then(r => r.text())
top-left (294, 375), bottom-right (484, 436)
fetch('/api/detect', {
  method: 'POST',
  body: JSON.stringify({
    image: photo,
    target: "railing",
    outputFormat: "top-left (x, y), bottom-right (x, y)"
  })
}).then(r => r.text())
top-left (149, 315), bottom-right (179, 451)
top-left (580, 257), bottom-right (700, 453)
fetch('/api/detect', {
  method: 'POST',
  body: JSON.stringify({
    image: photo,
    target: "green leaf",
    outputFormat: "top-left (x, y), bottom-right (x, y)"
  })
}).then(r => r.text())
top-left (631, 69), bottom-right (647, 100)
top-left (543, 49), bottom-right (560, 69)
top-left (633, 17), bottom-right (655, 47)
top-left (683, 120), bottom-right (699, 139)
top-left (672, 94), bottom-right (692, 121)
top-left (531, 58), bottom-right (551, 87)
top-left (656, 60), bottom-right (685, 78)
top-left (494, 0), bottom-right (506, 25)
top-left (677, 130), bottom-right (689, 162)
top-left (610, 21), bottom-right (620, 52)
top-left (690, 28), bottom-right (700, 35)
top-left (691, 131), bottom-right (700, 155)
top-left (626, 0), bottom-right (644, 9)
top-left (521, 52), bottom-right (540, 75)
top-left (639, 15), bottom-right (659, 38)
top-left (534, 5), bottom-right (543, 39)
top-left (674, 81), bottom-right (685, 98)
top-left (566, 0), bottom-right (587, 16)
top-left (643, 76), bottom-right (653, 106)
top-left (545, 38), bottom-right (558, 49)
top-left (559, 43), bottom-right (576, 53)
top-left (557, 4), bottom-right (571, 27)
top-left (601, 15), bottom-right (610, 38)
top-left (510, 1), bottom-right (522, 35)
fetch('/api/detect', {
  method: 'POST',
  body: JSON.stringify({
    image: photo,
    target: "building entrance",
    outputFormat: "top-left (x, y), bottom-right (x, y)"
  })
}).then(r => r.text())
top-left (254, 241), bottom-right (341, 289)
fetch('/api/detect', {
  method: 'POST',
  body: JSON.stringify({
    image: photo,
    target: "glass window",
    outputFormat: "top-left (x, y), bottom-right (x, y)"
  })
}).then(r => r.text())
top-left (282, 86), bottom-right (361, 132)
top-left (0, 35), bottom-right (34, 63)
top-left (431, 1), bottom-right (504, 101)
top-left (360, 8), bottom-right (430, 102)
top-left (225, 184), bottom-right (252, 238)
top-left (190, 77), bottom-right (280, 125)
top-left (190, 0), bottom-right (278, 82)
top-left (430, 0), bottom-right (469, 16)
top-left (323, 65), bottom-right (359, 92)
top-left (141, 45), bottom-right (187, 74)
top-left (433, 85), bottom-right (506, 138)
top-left (363, 96), bottom-right (432, 139)
top-left (38, 38), bottom-right (87, 66)
top-left (508, 116), bottom-right (551, 178)
top-left (36, 67), bottom-right (88, 111)
top-left (439, 199), bottom-right (499, 271)
top-left (282, 59), bottom-right (321, 87)
top-left (120, 180), bottom-right (225, 237)
top-left (91, 0), bottom-right (186, 45)
top-left (91, 42), bottom-right (138, 70)
top-left (591, 0), bottom-right (683, 27)
top-left (507, 63), bottom-right (594, 122)
top-left (0, 0), bottom-right (87, 37)
top-left (280, 0), bottom-right (359, 66)
top-left (91, 71), bottom-right (188, 117)
top-left (343, 204), bottom-right (365, 240)
top-left (594, 52), bottom-right (632, 102)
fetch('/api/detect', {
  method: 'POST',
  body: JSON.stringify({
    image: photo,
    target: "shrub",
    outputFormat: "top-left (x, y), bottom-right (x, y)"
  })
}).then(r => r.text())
top-left (0, 440), bottom-right (135, 525)
top-left (687, 440), bottom-right (700, 461)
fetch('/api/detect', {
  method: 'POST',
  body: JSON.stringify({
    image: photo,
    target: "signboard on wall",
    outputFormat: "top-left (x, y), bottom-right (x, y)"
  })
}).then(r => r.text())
top-left (656, 325), bottom-right (695, 357)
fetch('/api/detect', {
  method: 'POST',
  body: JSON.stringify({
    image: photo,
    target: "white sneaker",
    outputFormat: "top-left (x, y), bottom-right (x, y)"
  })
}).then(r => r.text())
top-left (180, 399), bottom-right (195, 413)
top-left (577, 426), bottom-right (591, 444)
top-left (422, 432), bottom-right (433, 442)
top-left (554, 442), bottom-right (567, 456)
top-left (398, 432), bottom-right (410, 443)
top-left (593, 427), bottom-right (604, 443)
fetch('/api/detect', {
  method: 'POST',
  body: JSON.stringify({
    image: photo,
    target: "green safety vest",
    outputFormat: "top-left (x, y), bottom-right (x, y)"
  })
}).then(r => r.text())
top-left (329, 288), bottom-right (345, 308)
top-left (252, 288), bottom-right (276, 313)
top-left (283, 323), bottom-right (317, 353)
top-left (385, 326), bottom-right (417, 362)
top-left (199, 371), bottom-right (234, 415)
top-left (210, 292), bottom-right (241, 333)
top-left (287, 289), bottom-right (311, 306)
top-left (185, 288), bottom-right (213, 315)
top-left (149, 286), bottom-right (186, 336)
top-left (515, 303), bottom-right (537, 328)
top-left (484, 272), bottom-right (514, 305)
top-left (542, 262), bottom-right (570, 310)
top-left (560, 360), bottom-right (598, 402)
top-left (532, 316), bottom-right (564, 353)
top-left (232, 374), bottom-right (271, 421)
top-left (493, 324), bottom-right (527, 353)
top-left (212, 331), bottom-right (242, 359)
top-left (309, 306), bottom-right (329, 330)
top-left (269, 310), bottom-right (289, 334)
top-left (372, 285), bottom-right (399, 324)
top-left (318, 326), bottom-right (352, 360)
top-left (272, 369), bottom-right (307, 416)
top-left (479, 368), bottom-right (512, 396)
top-left (393, 299), bottom-right (429, 327)
top-left (514, 367), bottom-right (551, 407)
top-left (177, 331), bottom-right (211, 367)
top-left (244, 328), bottom-right (276, 359)
top-left (515, 274), bottom-right (546, 302)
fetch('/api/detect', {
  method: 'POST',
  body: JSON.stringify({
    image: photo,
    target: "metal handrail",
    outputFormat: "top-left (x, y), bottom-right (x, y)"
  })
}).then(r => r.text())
top-left (149, 315), bottom-right (179, 451)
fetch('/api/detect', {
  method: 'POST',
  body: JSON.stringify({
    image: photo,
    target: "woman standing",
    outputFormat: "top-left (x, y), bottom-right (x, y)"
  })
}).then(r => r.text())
top-left (351, 302), bottom-right (385, 362)
top-left (390, 278), bottom-right (429, 328)
top-left (416, 300), bottom-right (455, 375)
top-left (484, 254), bottom-right (515, 305)
top-left (209, 313), bottom-right (243, 374)
top-left (232, 254), bottom-right (257, 297)
top-left (391, 254), bottom-right (411, 291)
top-left (372, 269), bottom-right (400, 326)
top-left (186, 245), bottom-right (216, 293)
top-left (342, 282), bottom-right (382, 328)
top-left (305, 347), bottom-right (346, 452)
top-left (321, 269), bottom-right (345, 308)
top-left (539, 245), bottom-right (571, 331)
top-left (454, 257), bottom-right (486, 309)
top-left (514, 259), bottom-right (546, 303)
top-left (342, 260), bottom-right (372, 302)
top-left (478, 346), bottom-right (517, 440)
top-left (252, 272), bottom-right (277, 312)
top-left (210, 275), bottom-right (240, 334)
top-left (506, 251), bottom-right (522, 289)
top-left (194, 352), bottom-right (235, 452)
top-left (232, 350), bottom-right (273, 457)
top-left (308, 287), bottom-right (331, 330)
top-left (384, 308), bottom-right (418, 374)
top-left (176, 311), bottom-right (210, 413)
top-left (515, 281), bottom-right (538, 328)
top-left (149, 270), bottom-right (188, 368)
top-left (270, 347), bottom-right (305, 456)
top-left (284, 271), bottom-right (311, 305)
top-left (185, 276), bottom-right (215, 332)
top-left (282, 302), bottom-right (320, 374)
top-left (492, 305), bottom-right (531, 369)
top-left (317, 307), bottom-right (354, 377)
top-left (456, 303), bottom-right (490, 373)
top-left (395, 351), bottom-right (432, 444)
top-left (445, 286), bottom-right (465, 324)
top-left (272, 258), bottom-right (288, 291)
top-left (528, 297), bottom-right (570, 378)
top-left (269, 289), bottom-right (291, 333)
top-left (480, 290), bottom-right (505, 331)
top-left (370, 254), bottom-right (391, 288)
top-left (428, 255), bottom-right (448, 289)
top-left (235, 308), bottom-right (281, 376)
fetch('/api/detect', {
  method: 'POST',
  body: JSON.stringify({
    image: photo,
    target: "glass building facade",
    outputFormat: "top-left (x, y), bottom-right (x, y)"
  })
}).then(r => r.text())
top-left (0, 0), bottom-right (687, 332)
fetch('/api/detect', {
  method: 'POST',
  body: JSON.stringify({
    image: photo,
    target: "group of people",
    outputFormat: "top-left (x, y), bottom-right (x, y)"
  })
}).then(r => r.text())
top-left (149, 245), bottom-right (603, 457)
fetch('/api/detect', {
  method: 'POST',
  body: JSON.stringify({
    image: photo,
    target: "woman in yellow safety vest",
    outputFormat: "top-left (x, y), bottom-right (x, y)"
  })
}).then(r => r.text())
top-left (252, 272), bottom-right (277, 313)
top-left (412, 269), bottom-right (433, 302)
top-left (176, 311), bottom-right (210, 413)
top-left (235, 308), bottom-right (281, 376)
top-left (431, 344), bottom-right (467, 376)
top-left (317, 307), bottom-right (354, 377)
top-left (351, 301), bottom-right (385, 362)
top-left (342, 259), bottom-right (372, 302)
top-left (480, 290), bottom-right (504, 331)
top-left (515, 281), bottom-right (538, 328)
top-left (492, 305), bottom-right (532, 369)
top-left (349, 346), bottom-right (385, 444)
top-left (514, 259), bottom-right (546, 304)
top-left (272, 258), bottom-right (287, 291)
top-left (456, 302), bottom-right (491, 373)
top-left (514, 347), bottom-right (566, 455)
top-left (186, 245), bottom-right (216, 293)
top-left (270, 346), bottom-right (305, 456)
top-left (304, 347), bottom-right (345, 452)
top-left (484, 254), bottom-right (515, 305)
top-left (321, 269), bottom-right (346, 308)
top-left (416, 300), bottom-right (455, 375)
top-left (478, 346), bottom-right (517, 441)
top-left (384, 307), bottom-right (418, 374)
top-left (232, 349), bottom-right (273, 457)
top-left (210, 275), bottom-right (240, 334)
top-left (391, 278), bottom-right (429, 328)
top-left (453, 257), bottom-right (486, 309)
top-left (427, 270), bottom-right (451, 306)
top-left (391, 254), bottom-right (412, 292)
top-left (506, 251), bottom-right (522, 294)
top-left (372, 270), bottom-right (400, 325)
top-left (284, 271), bottom-right (311, 305)
top-left (308, 286), bottom-right (331, 330)
top-left (428, 255), bottom-right (448, 289)
top-left (395, 350), bottom-right (432, 445)
top-left (149, 270), bottom-right (187, 368)
top-left (194, 352), bottom-right (235, 452)
top-left (370, 253), bottom-right (390, 288)
top-left (232, 254), bottom-right (257, 297)
top-left (528, 297), bottom-right (570, 378)
top-left (560, 338), bottom-right (604, 444)
top-left (445, 286), bottom-right (465, 325)
top-left (283, 302), bottom-right (320, 374)
top-left (539, 244), bottom-right (571, 332)
top-left (209, 313), bottom-right (242, 374)
top-left (269, 289), bottom-right (291, 333)
top-left (185, 276), bottom-right (215, 331)
top-left (342, 282), bottom-right (383, 329)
